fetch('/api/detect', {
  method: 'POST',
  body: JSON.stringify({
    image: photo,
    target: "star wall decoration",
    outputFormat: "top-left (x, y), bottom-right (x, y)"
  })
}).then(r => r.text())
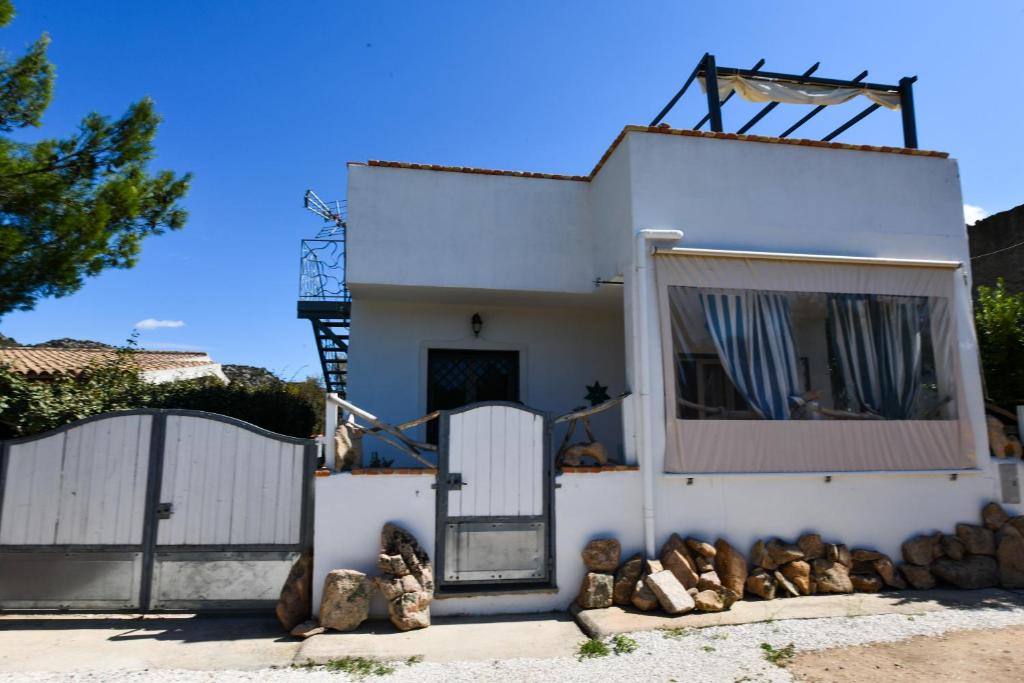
top-left (585, 380), bottom-right (610, 406)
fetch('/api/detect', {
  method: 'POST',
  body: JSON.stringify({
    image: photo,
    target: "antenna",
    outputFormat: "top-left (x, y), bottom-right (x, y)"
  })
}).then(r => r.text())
top-left (304, 189), bottom-right (346, 237)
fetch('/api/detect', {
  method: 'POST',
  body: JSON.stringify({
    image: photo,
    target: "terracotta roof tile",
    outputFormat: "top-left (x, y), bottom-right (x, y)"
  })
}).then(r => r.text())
top-left (361, 125), bottom-right (949, 184)
top-left (0, 347), bottom-right (215, 379)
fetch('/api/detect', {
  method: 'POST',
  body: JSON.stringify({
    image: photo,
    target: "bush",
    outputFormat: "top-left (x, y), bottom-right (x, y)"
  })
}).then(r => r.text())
top-left (0, 346), bottom-right (318, 439)
top-left (975, 278), bottom-right (1024, 409)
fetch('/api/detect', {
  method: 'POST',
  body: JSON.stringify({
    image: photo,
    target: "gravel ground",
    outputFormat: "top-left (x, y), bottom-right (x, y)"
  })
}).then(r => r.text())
top-left (8, 604), bottom-right (1024, 683)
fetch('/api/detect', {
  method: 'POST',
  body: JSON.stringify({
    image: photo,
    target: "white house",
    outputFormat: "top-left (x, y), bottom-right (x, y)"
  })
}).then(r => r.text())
top-left (311, 113), bottom-right (1022, 616)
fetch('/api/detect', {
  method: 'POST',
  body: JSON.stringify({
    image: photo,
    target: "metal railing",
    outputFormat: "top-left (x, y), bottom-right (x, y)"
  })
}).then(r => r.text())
top-left (299, 239), bottom-right (350, 301)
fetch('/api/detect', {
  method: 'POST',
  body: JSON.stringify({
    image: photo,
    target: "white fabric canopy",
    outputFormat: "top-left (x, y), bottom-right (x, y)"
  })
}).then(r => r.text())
top-left (699, 75), bottom-right (902, 110)
top-left (656, 250), bottom-right (976, 474)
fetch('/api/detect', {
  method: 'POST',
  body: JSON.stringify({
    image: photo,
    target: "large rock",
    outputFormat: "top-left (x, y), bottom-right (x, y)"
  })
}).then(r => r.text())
top-left (645, 569), bottom-right (695, 615)
top-left (745, 569), bottom-right (777, 600)
top-left (940, 535), bottom-right (966, 561)
top-left (873, 557), bottom-right (907, 589)
top-left (379, 523), bottom-right (433, 631)
top-left (694, 584), bottom-right (738, 613)
top-left (644, 558), bottom-right (664, 575)
top-left (582, 538), bottom-right (621, 572)
top-left (319, 569), bottom-right (372, 632)
top-left (389, 591), bottom-right (431, 631)
top-left (577, 572), bottom-right (614, 609)
top-left (780, 560), bottom-right (812, 595)
top-left (798, 533), bottom-right (825, 561)
top-left (851, 573), bottom-right (883, 593)
top-left (631, 578), bottom-right (659, 611)
top-left (902, 534), bottom-right (938, 566)
top-left (686, 538), bottom-right (717, 558)
top-left (931, 555), bottom-right (999, 589)
top-left (826, 544), bottom-right (852, 568)
top-left (812, 559), bottom-right (853, 594)
top-left (276, 552), bottom-right (313, 632)
top-left (850, 548), bottom-right (884, 562)
top-left (612, 553), bottom-right (643, 605)
top-left (773, 570), bottom-right (800, 597)
top-left (899, 563), bottom-right (935, 590)
top-left (767, 538), bottom-right (804, 566)
top-left (983, 502), bottom-right (1011, 531)
top-left (714, 539), bottom-right (748, 597)
top-left (663, 548), bottom-right (699, 589)
top-left (750, 540), bottom-right (778, 571)
top-left (1008, 516), bottom-right (1024, 538)
top-left (955, 524), bottom-right (996, 556)
top-left (697, 570), bottom-right (722, 590)
top-left (996, 525), bottom-right (1024, 588)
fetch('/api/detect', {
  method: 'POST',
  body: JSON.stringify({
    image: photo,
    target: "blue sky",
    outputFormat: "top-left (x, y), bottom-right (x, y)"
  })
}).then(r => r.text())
top-left (2, 1), bottom-right (1022, 377)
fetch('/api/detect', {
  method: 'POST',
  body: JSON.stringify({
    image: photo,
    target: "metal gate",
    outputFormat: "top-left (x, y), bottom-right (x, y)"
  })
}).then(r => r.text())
top-left (0, 409), bottom-right (314, 610)
top-left (435, 402), bottom-right (553, 589)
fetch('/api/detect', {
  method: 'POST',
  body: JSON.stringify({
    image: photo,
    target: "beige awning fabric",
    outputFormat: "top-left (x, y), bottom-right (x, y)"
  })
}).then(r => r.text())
top-left (700, 75), bottom-right (902, 110)
top-left (655, 250), bottom-right (976, 474)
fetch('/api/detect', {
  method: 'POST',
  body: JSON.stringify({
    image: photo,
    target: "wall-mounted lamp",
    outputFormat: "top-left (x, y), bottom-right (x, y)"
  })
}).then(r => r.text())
top-left (471, 313), bottom-right (483, 338)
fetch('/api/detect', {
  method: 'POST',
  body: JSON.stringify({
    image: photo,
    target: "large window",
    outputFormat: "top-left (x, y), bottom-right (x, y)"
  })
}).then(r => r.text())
top-left (669, 287), bottom-right (957, 422)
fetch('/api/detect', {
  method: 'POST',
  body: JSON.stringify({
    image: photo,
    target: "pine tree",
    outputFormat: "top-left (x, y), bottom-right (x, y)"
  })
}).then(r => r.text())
top-left (0, 0), bottom-right (190, 316)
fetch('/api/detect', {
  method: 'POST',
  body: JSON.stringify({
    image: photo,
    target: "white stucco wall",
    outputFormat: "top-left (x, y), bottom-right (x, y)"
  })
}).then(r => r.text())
top-left (345, 296), bottom-right (627, 468)
top-left (313, 470), bottom-right (643, 617)
top-left (347, 165), bottom-right (593, 294)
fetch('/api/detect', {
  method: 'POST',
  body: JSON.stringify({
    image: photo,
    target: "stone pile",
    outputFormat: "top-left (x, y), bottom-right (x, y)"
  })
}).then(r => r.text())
top-left (898, 502), bottom-right (1024, 590)
top-left (375, 522), bottom-right (434, 631)
top-left (575, 501), bottom-right (1024, 617)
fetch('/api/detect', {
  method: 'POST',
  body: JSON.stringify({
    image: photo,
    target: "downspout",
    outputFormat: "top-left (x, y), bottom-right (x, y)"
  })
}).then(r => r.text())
top-left (633, 228), bottom-right (684, 558)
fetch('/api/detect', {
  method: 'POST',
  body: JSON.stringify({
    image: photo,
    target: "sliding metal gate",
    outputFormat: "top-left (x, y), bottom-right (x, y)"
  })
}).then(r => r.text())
top-left (435, 402), bottom-right (554, 590)
top-left (0, 409), bottom-right (314, 610)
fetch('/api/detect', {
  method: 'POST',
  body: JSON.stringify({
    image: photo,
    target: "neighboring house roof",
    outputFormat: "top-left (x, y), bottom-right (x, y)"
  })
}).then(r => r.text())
top-left (359, 124), bottom-right (950, 184)
top-left (0, 347), bottom-right (229, 384)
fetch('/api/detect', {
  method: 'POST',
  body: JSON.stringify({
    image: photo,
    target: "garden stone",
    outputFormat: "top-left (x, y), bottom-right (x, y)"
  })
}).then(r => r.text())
top-left (956, 524), bottom-right (996, 556)
top-left (714, 539), bottom-right (748, 597)
top-left (851, 573), bottom-right (883, 593)
top-left (694, 585), bottom-right (738, 612)
top-left (899, 563), bottom-right (935, 590)
top-left (663, 548), bottom-right (699, 589)
top-left (931, 555), bottom-right (999, 589)
top-left (750, 540), bottom-right (777, 571)
top-left (319, 569), bottom-right (371, 632)
top-left (850, 548), bottom-right (884, 562)
top-left (646, 569), bottom-right (695, 615)
top-left (1008, 516), bottom-right (1024, 537)
top-left (902, 535), bottom-right (937, 565)
top-left (873, 557), bottom-right (907, 589)
top-left (940, 535), bottom-right (966, 561)
top-left (582, 538), bottom-right (621, 572)
top-left (812, 559), bottom-right (853, 594)
top-left (826, 543), bottom-right (852, 568)
top-left (697, 570), bottom-right (722, 590)
top-left (798, 533), bottom-right (824, 561)
top-left (375, 575), bottom-right (405, 601)
top-left (781, 560), bottom-right (812, 595)
top-left (686, 538), bottom-right (716, 558)
top-left (983, 502), bottom-right (1011, 531)
top-left (378, 553), bottom-right (409, 577)
top-left (745, 569), bottom-right (777, 600)
top-left (389, 591), bottom-right (431, 631)
top-left (773, 570), bottom-right (800, 597)
top-left (996, 525), bottom-right (1024, 588)
top-left (694, 555), bottom-right (715, 573)
top-left (290, 620), bottom-right (325, 639)
top-left (577, 572), bottom-right (614, 609)
top-left (612, 553), bottom-right (643, 605)
top-left (630, 579), bottom-right (659, 611)
top-left (275, 551), bottom-right (312, 632)
top-left (767, 538), bottom-right (804, 566)
top-left (644, 558), bottom-right (664, 575)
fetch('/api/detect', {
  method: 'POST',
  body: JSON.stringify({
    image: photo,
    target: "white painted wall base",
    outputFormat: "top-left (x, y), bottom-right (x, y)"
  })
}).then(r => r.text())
top-left (313, 461), bottom-right (1023, 618)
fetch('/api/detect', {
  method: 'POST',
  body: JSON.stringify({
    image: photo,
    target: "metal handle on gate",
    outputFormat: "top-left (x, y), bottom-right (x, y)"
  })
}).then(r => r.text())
top-left (446, 472), bottom-right (466, 489)
top-left (156, 502), bottom-right (173, 519)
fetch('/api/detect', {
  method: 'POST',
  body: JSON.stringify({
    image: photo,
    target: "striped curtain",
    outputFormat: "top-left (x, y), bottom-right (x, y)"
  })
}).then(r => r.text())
top-left (828, 294), bottom-right (922, 419)
top-left (699, 291), bottom-right (802, 420)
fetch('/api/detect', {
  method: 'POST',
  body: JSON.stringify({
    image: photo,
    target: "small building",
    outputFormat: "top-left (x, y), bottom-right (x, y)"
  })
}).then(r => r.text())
top-left (304, 58), bottom-right (1022, 617)
top-left (969, 202), bottom-right (1024, 294)
top-left (0, 347), bottom-right (229, 384)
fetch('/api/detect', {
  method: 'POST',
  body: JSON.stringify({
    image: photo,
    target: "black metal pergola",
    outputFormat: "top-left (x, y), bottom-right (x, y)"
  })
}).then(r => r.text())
top-left (650, 53), bottom-right (918, 148)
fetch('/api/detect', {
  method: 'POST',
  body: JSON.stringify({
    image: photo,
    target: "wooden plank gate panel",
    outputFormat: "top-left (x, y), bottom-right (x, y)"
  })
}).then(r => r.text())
top-left (436, 402), bottom-right (553, 589)
top-left (0, 409), bottom-right (315, 611)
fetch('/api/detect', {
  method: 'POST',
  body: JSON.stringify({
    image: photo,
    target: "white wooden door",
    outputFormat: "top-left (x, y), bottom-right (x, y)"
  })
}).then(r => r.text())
top-left (438, 403), bottom-right (550, 586)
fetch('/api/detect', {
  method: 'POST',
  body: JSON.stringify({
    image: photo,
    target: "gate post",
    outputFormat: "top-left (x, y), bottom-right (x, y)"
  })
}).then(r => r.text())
top-left (138, 411), bottom-right (167, 611)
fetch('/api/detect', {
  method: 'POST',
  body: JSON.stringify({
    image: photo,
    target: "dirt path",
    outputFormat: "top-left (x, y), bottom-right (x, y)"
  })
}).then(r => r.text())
top-left (788, 624), bottom-right (1024, 682)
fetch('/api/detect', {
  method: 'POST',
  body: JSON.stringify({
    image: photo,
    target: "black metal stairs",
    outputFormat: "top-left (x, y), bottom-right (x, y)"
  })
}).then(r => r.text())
top-left (298, 300), bottom-right (351, 396)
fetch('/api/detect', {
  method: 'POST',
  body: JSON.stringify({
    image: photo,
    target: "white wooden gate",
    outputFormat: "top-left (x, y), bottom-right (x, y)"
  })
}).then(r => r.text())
top-left (0, 409), bottom-right (314, 610)
top-left (435, 402), bottom-right (553, 589)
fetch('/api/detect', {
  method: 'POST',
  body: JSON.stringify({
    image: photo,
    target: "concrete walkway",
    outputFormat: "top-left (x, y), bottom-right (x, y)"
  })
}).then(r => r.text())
top-left (574, 588), bottom-right (1024, 638)
top-left (2, 590), bottom-right (1023, 673)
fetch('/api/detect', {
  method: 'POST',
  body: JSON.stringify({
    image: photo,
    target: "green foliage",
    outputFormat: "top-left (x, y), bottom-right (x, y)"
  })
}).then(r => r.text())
top-left (760, 642), bottom-right (795, 667)
top-left (975, 278), bottom-right (1024, 408)
top-left (577, 638), bottom-right (610, 660)
top-left (0, 343), bottom-right (318, 439)
top-left (294, 656), bottom-right (396, 678)
top-left (611, 634), bottom-right (638, 655)
top-left (662, 627), bottom-right (693, 639)
top-left (0, 2), bottom-right (190, 316)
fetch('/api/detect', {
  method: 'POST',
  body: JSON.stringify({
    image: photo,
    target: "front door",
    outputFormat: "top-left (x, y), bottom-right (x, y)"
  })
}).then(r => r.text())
top-left (435, 402), bottom-right (552, 590)
top-left (425, 348), bottom-right (520, 444)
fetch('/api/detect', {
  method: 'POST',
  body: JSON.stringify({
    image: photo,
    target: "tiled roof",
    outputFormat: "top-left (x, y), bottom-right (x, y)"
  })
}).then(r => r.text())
top-left (360, 124), bottom-right (949, 184)
top-left (0, 347), bottom-right (215, 379)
